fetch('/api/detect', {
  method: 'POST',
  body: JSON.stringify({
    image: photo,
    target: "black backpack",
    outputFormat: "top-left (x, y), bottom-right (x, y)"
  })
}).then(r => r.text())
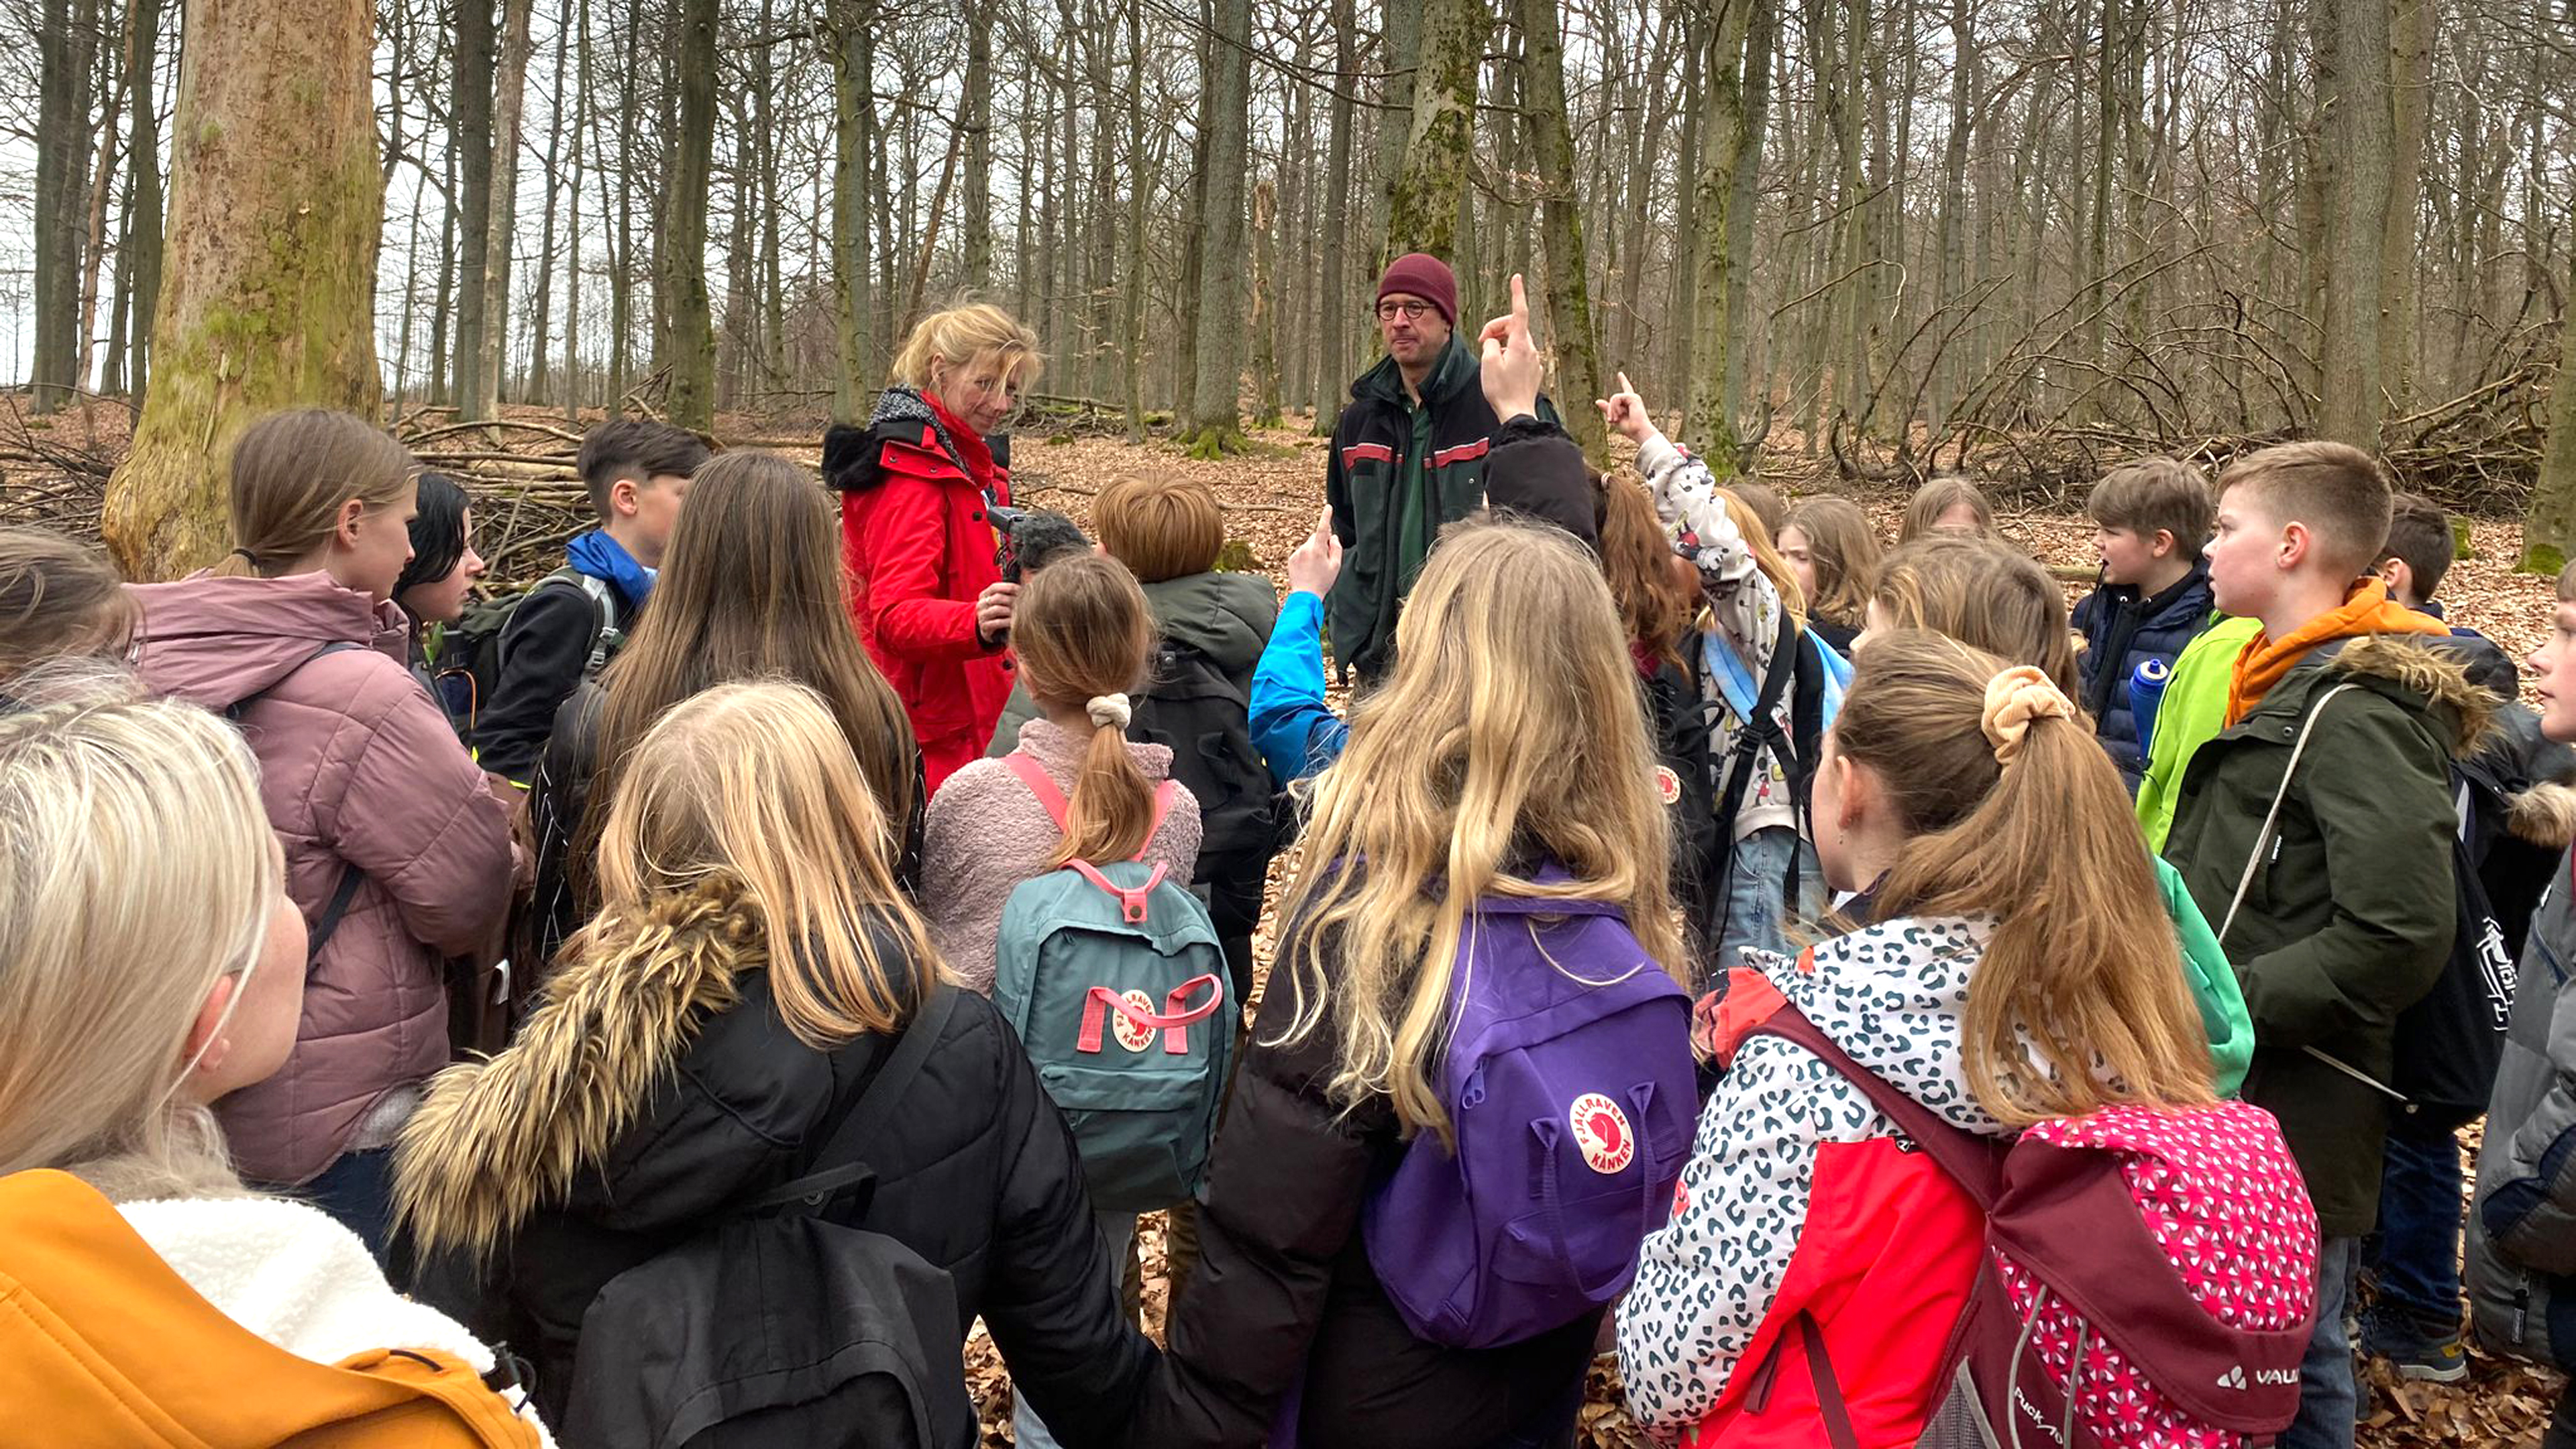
top-left (430, 568), bottom-right (622, 741)
top-left (560, 988), bottom-right (978, 1449)
top-left (1127, 639), bottom-right (1280, 947)
top-left (2391, 705), bottom-right (2566, 1123)
top-left (1687, 608), bottom-right (1829, 969)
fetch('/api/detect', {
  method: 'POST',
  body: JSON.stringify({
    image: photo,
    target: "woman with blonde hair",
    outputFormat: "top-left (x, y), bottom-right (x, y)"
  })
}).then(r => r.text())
top-left (395, 680), bottom-right (1151, 1442)
top-left (130, 409), bottom-right (514, 1256)
top-left (1618, 631), bottom-right (2304, 1446)
top-left (0, 673), bottom-right (543, 1444)
top-left (824, 302), bottom-right (1045, 792)
top-left (1132, 517), bottom-right (1692, 1448)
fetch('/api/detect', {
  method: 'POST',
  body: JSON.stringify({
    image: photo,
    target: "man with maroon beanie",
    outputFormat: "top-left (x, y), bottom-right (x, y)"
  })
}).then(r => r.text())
top-left (1323, 252), bottom-right (1556, 682)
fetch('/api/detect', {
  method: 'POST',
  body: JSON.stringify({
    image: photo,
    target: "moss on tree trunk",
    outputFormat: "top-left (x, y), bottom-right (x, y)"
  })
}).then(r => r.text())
top-left (102, 0), bottom-right (384, 580)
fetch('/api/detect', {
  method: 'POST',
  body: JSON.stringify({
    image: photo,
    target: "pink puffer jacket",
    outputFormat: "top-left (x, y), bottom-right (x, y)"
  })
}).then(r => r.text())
top-left (131, 572), bottom-right (514, 1186)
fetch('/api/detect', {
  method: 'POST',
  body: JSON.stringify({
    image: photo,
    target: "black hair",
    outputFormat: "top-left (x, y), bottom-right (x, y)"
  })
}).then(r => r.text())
top-left (394, 471), bottom-right (473, 600)
top-left (576, 418), bottom-right (713, 517)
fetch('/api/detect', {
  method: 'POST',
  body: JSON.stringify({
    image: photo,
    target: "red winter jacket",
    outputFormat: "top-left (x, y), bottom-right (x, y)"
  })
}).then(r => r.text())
top-left (839, 387), bottom-right (1017, 792)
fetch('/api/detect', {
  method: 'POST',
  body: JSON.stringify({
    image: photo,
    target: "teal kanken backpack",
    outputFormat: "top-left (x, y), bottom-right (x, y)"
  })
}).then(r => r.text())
top-left (991, 753), bottom-right (1235, 1214)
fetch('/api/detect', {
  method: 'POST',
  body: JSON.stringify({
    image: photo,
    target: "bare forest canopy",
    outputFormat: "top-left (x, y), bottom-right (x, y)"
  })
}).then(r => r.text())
top-left (8, 0), bottom-right (2576, 559)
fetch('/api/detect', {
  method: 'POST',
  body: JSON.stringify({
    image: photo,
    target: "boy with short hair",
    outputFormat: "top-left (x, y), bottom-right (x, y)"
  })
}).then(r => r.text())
top-left (474, 417), bottom-right (708, 786)
top-left (2163, 441), bottom-right (2479, 1449)
top-left (2465, 563), bottom-right (2576, 1449)
top-left (2073, 457), bottom-right (2218, 788)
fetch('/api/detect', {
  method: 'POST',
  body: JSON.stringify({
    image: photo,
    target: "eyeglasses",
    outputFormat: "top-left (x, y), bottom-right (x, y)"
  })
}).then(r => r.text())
top-left (1375, 300), bottom-right (1436, 321)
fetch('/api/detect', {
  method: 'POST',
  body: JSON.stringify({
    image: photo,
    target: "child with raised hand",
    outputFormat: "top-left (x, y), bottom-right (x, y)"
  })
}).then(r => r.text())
top-left (2163, 441), bottom-right (2472, 1449)
top-left (1598, 372), bottom-right (1827, 976)
top-left (129, 409), bottom-right (514, 1256)
top-left (522, 450), bottom-right (920, 977)
top-left (1134, 517), bottom-right (1689, 1449)
top-left (1777, 496), bottom-right (1878, 653)
top-left (395, 680), bottom-right (1148, 1444)
top-left (0, 672), bottom-right (545, 1445)
top-left (476, 418), bottom-right (704, 787)
top-left (1897, 475), bottom-right (1996, 543)
top-left (2072, 458), bottom-right (2218, 790)
top-left (1619, 631), bottom-right (2302, 1448)
top-left (0, 525), bottom-right (136, 694)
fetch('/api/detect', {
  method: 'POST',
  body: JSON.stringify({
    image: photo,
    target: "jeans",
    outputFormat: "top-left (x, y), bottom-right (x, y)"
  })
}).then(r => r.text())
top-left (297, 1146), bottom-right (397, 1267)
top-left (1012, 1209), bottom-right (1137, 1449)
top-left (2366, 1117), bottom-right (2467, 1343)
top-left (2285, 1236), bottom-right (2361, 1449)
top-left (1713, 826), bottom-right (1823, 980)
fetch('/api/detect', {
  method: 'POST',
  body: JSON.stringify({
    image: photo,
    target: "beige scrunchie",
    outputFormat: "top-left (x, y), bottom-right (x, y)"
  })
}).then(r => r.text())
top-left (1087, 694), bottom-right (1132, 730)
top-left (1980, 665), bottom-right (2076, 767)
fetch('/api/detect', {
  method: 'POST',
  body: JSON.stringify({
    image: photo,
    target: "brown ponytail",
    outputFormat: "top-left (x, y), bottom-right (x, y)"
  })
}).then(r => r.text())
top-left (215, 410), bottom-right (418, 578)
top-left (1012, 553), bottom-right (1159, 867)
top-left (1833, 630), bottom-right (2215, 1124)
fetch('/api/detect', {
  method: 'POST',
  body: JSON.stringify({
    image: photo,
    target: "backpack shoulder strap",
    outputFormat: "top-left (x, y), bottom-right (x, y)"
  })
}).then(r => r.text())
top-left (225, 640), bottom-right (368, 723)
top-left (1746, 1001), bottom-right (2002, 1207)
top-left (2216, 680), bottom-right (2363, 944)
top-left (1007, 751), bottom-right (1177, 863)
top-left (749, 985), bottom-right (961, 1214)
top-left (1711, 605), bottom-right (1805, 827)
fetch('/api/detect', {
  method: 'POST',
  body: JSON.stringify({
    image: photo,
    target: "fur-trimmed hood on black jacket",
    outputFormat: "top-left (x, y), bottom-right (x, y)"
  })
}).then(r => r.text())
top-left (391, 880), bottom-right (1152, 1444)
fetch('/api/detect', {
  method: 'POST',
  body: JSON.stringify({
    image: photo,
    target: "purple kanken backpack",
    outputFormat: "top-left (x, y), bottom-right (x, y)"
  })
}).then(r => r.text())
top-left (1363, 885), bottom-right (1699, 1350)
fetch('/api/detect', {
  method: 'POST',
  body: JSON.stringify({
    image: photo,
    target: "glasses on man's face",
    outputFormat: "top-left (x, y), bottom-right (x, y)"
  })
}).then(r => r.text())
top-left (1376, 300), bottom-right (1434, 321)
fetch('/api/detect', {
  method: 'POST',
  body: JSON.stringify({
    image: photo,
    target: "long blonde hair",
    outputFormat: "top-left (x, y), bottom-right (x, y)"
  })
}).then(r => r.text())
top-left (1272, 519), bottom-right (1682, 1146)
top-left (214, 410), bottom-right (419, 578)
top-left (579, 679), bottom-right (939, 1047)
top-left (0, 666), bottom-right (279, 1200)
top-left (1833, 631), bottom-right (2214, 1124)
top-left (888, 303), bottom-right (1044, 393)
top-left (1012, 553), bottom-right (1160, 869)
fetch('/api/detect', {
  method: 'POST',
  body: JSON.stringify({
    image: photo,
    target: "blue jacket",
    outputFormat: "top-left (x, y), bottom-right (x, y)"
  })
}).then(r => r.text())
top-left (1250, 590), bottom-right (1348, 788)
top-left (2073, 559), bottom-right (2216, 786)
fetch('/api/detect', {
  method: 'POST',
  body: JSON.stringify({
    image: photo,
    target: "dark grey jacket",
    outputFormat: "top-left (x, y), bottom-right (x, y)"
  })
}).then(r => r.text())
top-left (2468, 824), bottom-right (2576, 1373)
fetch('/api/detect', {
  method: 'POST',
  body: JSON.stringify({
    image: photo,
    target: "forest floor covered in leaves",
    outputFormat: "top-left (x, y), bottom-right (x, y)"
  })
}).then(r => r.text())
top-left (2, 392), bottom-right (2566, 1445)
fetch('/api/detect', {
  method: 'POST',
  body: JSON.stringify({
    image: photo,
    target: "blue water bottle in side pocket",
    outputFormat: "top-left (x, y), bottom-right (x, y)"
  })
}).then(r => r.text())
top-left (2129, 657), bottom-right (2172, 757)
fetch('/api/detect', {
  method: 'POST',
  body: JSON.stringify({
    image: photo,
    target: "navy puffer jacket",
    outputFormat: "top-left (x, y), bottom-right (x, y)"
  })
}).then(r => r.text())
top-left (2074, 560), bottom-right (2216, 787)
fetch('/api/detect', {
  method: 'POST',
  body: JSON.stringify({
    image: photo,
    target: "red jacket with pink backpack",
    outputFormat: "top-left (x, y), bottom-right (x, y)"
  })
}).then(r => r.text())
top-left (1617, 917), bottom-right (2318, 1449)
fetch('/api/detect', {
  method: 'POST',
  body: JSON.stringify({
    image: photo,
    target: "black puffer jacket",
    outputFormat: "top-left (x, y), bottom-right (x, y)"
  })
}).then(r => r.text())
top-left (392, 881), bottom-right (1150, 1442)
top-left (1133, 969), bottom-right (1601, 1448)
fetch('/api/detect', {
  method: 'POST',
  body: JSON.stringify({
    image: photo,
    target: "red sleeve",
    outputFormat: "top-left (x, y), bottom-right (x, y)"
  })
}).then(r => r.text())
top-left (857, 467), bottom-right (987, 663)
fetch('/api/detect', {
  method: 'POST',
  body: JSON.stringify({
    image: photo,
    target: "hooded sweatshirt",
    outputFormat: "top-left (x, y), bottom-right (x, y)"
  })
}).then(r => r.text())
top-left (129, 573), bottom-right (515, 1185)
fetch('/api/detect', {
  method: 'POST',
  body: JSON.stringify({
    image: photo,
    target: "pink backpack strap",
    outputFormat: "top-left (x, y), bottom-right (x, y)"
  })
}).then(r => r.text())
top-left (1004, 751), bottom-right (1073, 833)
top-left (1006, 752), bottom-right (1176, 864)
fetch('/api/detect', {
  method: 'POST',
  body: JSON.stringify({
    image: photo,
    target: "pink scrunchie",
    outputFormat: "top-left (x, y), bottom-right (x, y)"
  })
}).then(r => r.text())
top-left (1980, 665), bottom-right (2076, 766)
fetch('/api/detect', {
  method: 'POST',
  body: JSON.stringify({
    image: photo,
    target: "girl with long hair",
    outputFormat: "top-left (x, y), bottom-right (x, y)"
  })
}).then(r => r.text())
top-left (523, 449), bottom-right (920, 971)
top-left (826, 303), bottom-right (1044, 792)
top-left (129, 409), bottom-right (514, 1255)
top-left (1777, 496), bottom-right (1880, 653)
top-left (1617, 631), bottom-right (2274, 1446)
top-left (1132, 518), bottom-right (1683, 1448)
top-left (1597, 375), bottom-right (1827, 980)
top-left (0, 673), bottom-right (541, 1444)
top-left (395, 680), bottom-right (1150, 1440)
top-left (1897, 475), bottom-right (1996, 543)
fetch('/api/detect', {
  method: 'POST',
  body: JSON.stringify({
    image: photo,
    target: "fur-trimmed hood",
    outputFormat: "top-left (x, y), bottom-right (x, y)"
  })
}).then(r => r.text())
top-left (2312, 633), bottom-right (2500, 759)
top-left (392, 881), bottom-right (760, 1262)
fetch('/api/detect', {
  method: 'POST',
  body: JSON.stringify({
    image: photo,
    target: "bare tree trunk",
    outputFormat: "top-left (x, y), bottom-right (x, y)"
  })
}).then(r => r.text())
top-left (2379, 0), bottom-right (2432, 412)
top-left (824, 0), bottom-right (877, 421)
top-left (103, 0), bottom-right (384, 576)
top-left (1383, 0), bottom-right (1485, 260)
top-left (74, 0), bottom-right (133, 400)
top-left (1686, 0), bottom-right (1755, 454)
top-left (1251, 180), bottom-right (1282, 427)
top-left (1184, 0), bottom-right (1252, 448)
top-left (1120, 0), bottom-right (1150, 439)
top-left (963, 3), bottom-right (994, 290)
top-left (661, 0), bottom-right (718, 428)
top-left (1371, 0), bottom-right (1421, 264)
top-left (1517, 0), bottom-right (1605, 458)
top-left (562, 0), bottom-right (590, 419)
top-left (451, 0), bottom-right (495, 411)
top-left (527, 0), bottom-right (576, 407)
top-left (2316, 0), bottom-right (2391, 446)
top-left (113, 0), bottom-right (165, 398)
top-left (476, 0), bottom-right (535, 415)
top-left (2524, 244), bottom-right (2576, 571)
top-left (1721, 0), bottom-right (1776, 443)
top-left (31, 0), bottom-right (101, 412)
top-left (1311, 0), bottom-right (1356, 431)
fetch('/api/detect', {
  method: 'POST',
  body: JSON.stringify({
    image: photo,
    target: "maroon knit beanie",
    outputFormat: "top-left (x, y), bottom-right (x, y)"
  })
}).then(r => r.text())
top-left (1377, 253), bottom-right (1459, 327)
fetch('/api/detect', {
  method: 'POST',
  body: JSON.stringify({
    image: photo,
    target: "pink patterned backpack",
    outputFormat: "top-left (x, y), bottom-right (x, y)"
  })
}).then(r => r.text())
top-left (1746, 1004), bottom-right (2318, 1449)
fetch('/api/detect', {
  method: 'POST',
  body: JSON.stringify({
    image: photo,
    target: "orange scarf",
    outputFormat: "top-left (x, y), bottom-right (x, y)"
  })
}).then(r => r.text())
top-left (2225, 579), bottom-right (2450, 724)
